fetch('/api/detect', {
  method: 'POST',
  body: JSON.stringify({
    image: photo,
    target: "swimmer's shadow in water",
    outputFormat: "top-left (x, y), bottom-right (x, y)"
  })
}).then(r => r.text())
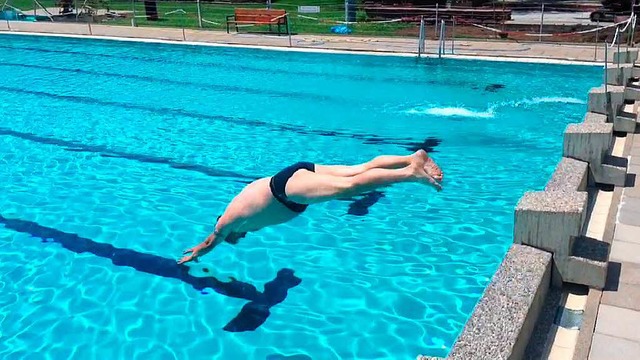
top-left (0, 214), bottom-right (301, 333)
top-left (337, 190), bottom-right (386, 216)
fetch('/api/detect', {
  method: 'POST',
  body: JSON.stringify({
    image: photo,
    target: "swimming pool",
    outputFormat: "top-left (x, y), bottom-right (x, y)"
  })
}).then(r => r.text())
top-left (0, 33), bottom-right (600, 359)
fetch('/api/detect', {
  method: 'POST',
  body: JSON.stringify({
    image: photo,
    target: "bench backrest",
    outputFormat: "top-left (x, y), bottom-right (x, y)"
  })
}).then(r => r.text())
top-left (234, 8), bottom-right (286, 23)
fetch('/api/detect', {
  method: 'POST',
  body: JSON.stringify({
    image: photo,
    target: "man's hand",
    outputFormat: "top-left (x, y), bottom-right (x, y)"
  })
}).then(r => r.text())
top-left (178, 246), bottom-right (200, 264)
top-left (177, 231), bottom-right (221, 265)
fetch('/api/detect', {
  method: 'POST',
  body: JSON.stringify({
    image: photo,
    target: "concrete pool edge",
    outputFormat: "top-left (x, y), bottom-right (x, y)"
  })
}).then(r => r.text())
top-left (420, 245), bottom-right (553, 360)
top-left (0, 21), bottom-right (603, 66)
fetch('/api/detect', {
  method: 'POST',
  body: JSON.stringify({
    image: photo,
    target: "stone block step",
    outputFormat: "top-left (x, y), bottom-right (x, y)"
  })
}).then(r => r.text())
top-left (615, 102), bottom-right (637, 132)
top-left (545, 157), bottom-right (589, 192)
top-left (595, 157), bottom-right (628, 186)
top-left (515, 191), bottom-right (588, 257)
top-left (557, 236), bottom-right (610, 289)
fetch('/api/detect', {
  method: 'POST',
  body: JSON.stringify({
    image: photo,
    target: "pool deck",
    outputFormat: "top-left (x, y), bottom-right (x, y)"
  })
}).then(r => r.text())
top-left (583, 130), bottom-right (640, 360)
top-left (0, 20), bottom-right (609, 64)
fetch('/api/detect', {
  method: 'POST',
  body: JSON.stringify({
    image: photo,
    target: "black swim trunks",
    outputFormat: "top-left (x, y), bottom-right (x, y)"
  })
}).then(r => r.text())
top-left (269, 162), bottom-right (316, 213)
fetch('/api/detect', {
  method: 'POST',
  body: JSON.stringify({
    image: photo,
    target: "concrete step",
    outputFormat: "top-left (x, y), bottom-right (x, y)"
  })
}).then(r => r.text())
top-left (620, 102), bottom-right (636, 115)
top-left (624, 86), bottom-right (640, 101)
top-left (615, 102), bottom-right (638, 132)
top-left (584, 112), bottom-right (608, 124)
top-left (589, 85), bottom-right (625, 115)
top-left (558, 236), bottom-right (610, 289)
top-left (615, 115), bottom-right (637, 132)
top-left (596, 159), bottom-right (627, 186)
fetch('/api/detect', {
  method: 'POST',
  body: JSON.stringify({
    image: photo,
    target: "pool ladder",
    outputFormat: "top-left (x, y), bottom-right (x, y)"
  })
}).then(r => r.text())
top-left (417, 18), bottom-right (451, 59)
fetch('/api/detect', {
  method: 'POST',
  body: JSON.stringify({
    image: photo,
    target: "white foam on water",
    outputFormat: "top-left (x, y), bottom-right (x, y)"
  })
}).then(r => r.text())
top-left (405, 96), bottom-right (585, 119)
top-left (514, 96), bottom-right (586, 107)
top-left (406, 106), bottom-right (495, 119)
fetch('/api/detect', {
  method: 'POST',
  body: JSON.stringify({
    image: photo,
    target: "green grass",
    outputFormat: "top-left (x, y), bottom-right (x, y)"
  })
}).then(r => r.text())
top-left (4, 0), bottom-right (413, 36)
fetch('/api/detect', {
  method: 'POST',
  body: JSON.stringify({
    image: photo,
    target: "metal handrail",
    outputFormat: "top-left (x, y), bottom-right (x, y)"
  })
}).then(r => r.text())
top-left (438, 19), bottom-right (445, 58)
top-left (417, 15), bottom-right (425, 58)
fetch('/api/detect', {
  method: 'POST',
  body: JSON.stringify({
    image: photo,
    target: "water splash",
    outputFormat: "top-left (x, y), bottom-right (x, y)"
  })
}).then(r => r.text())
top-left (406, 96), bottom-right (585, 119)
top-left (513, 96), bottom-right (585, 107)
top-left (406, 106), bottom-right (495, 119)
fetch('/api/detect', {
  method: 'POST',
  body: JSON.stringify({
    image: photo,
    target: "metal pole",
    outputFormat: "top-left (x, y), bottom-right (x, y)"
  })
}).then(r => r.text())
top-left (197, 0), bottom-right (202, 27)
top-left (287, 14), bottom-right (292, 47)
top-left (501, 0), bottom-right (505, 33)
top-left (442, 20), bottom-right (446, 54)
top-left (418, 15), bottom-right (424, 57)
top-left (33, 0), bottom-right (36, 16)
top-left (539, 3), bottom-right (544, 42)
top-left (435, 3), bottom-right (438, 36)
top-left (626, 15), bottom-right (633, 49)
top-left (617, 29), bottom-right (621, 68)
top-left (88, 21), bottom-right (92, 35)
top-left (131, 0), bottom-right (136, 27)
top-left (605, 41), bottom-right (608, 94)
top-left (452, 17), bottom-right (455, 54)
top-left (344, 0), bottom-right (347, 24)
top-left (595, 20), bottom-right (599, 61)
top-left (422, 20), bottom-right (426, 54)
top-left (74, 0), bottom-right (78, 21)
top-left (438, 23), bottom-right (441, 58)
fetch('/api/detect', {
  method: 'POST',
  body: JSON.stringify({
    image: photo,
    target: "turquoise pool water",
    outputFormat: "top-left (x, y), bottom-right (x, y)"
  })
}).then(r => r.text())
top-left (0, 34), bottom-right (600, 359)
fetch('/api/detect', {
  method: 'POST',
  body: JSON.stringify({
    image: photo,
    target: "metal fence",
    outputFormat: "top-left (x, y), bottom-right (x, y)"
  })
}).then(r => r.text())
top-left (0, 0), bottom-right (637, 45)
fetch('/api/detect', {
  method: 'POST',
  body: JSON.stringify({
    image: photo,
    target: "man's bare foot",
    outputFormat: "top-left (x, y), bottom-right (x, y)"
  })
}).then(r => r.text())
top-left (409, 152), bottom-right (443, 191)
top-left (424, 157), bottom-right (443, 182)
top-left (411, 150), bottom-right (443, 182)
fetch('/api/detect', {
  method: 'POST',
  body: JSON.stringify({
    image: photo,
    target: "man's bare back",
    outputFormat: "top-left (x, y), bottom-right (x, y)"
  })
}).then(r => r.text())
top-left (178, 150), bottom-right (442, 264)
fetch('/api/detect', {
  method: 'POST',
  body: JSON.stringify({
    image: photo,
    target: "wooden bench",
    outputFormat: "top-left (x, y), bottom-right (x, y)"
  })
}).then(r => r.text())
top-left (226, 8), bottom-right (289, 35)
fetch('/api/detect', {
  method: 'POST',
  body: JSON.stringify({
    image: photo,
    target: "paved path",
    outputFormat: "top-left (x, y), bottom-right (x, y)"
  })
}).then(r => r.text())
top-left (0, 21), bottom-right (608, 63)
top-left (588, 132), bottom-right (640, 359)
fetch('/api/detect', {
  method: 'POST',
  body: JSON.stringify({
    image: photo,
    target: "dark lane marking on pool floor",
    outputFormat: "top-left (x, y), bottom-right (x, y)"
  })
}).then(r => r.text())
top-left (0, 43), bottom-right (476, 88)
top-left (0, 127), bottom-right (258, 182)
top-left (0, 85), bottom-right (441, 152)
top-left (0, 214), bottom-right (301, 333)
top-left (0, 62), bottom-right (341, 104)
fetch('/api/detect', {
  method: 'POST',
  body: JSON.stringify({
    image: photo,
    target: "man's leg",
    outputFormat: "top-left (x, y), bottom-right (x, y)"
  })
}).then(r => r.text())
top-left (285, 158), bottom-right (440, 205)
top-left (314, 152), bottom-right (419, 177)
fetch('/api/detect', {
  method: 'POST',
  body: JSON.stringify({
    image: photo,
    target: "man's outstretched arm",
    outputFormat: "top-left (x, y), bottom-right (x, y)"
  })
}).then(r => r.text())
top-left (178, 228), bottom-right (225, 264)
